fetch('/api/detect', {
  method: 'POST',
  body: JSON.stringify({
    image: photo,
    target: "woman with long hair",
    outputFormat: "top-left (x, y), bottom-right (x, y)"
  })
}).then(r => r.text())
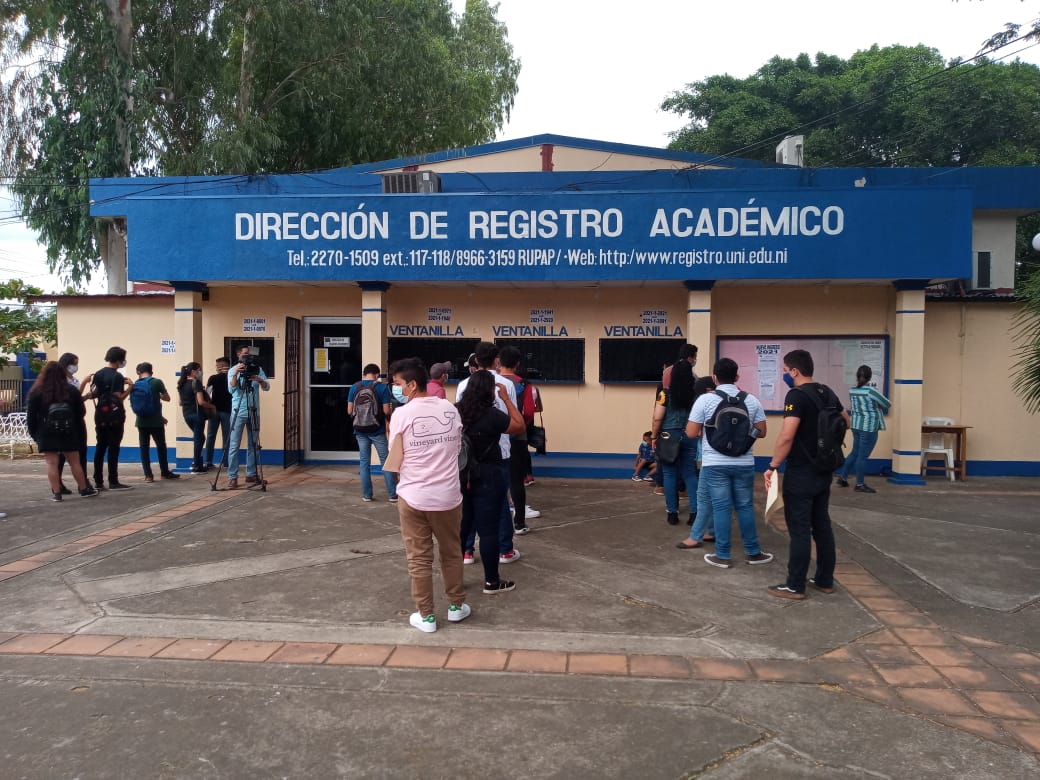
top-left (652, 357), bottom-right (700, 526)
top-left (177, 362), bottom-right (214, 472)
top-left (55, 351), bottom-right (87, 493)
top-left (836, 364), bottom-right (891, 493)
top-left (26, 361), bottom-right (97, 500)
top-left (456, 369), bottom-right (525, 594)
top-left (677, 375), bottom-right (719, 548)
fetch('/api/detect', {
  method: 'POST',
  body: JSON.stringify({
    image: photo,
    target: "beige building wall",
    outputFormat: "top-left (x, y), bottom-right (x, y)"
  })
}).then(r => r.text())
top-left (388, 285), bottom-right (689, 456)
top-left (379, 144), bottom-right (726, 175)
top-left (923, 301), bottom-right (1039, 463)
top-left (56, 296), bottom-right (177, 432)
top-left (53, 284), bottom-right (1037, 471)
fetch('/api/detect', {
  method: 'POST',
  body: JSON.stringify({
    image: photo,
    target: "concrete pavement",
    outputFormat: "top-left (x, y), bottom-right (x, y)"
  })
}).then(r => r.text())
top-left (0, 456), bottom-right (1037, 778)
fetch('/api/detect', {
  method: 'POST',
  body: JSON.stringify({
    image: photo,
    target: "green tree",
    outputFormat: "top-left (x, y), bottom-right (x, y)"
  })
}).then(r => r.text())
top-left (0, 1), bottom-right (519, 290)
top-left (663, 44), bottom-right (1040, 169)
top-left (665, 40), bottom-right (1040, 411)
top-left (0, 279), bottom-right (56, 367)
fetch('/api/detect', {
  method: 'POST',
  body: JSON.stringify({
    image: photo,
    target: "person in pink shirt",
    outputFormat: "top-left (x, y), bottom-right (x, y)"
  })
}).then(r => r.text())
top-left (426, 361), bottom-right (452, 400)
top-left (387, 357), bottom-right (469, 633)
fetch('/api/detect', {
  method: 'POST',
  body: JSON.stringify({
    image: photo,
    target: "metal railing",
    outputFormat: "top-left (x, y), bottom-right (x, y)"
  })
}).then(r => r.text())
top-left (0, 379), bottom-right (24, 414)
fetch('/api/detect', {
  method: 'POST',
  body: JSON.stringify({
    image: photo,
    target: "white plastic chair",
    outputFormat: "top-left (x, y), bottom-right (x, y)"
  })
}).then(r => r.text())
top-left (921, 416), bottom-right (955, 482)
top-left (0, 412), bottom-right (32, 459)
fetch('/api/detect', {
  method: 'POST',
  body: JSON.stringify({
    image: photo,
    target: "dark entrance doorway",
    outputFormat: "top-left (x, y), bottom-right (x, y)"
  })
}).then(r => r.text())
top-left (305, 318), bottom-right (362, 457)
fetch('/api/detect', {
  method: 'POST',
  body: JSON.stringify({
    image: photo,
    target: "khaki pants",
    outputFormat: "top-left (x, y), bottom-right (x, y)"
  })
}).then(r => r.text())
top-left (397, 497), bottom-right (465, 618)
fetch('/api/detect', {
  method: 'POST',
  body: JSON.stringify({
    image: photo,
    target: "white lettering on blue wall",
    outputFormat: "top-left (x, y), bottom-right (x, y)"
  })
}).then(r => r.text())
top-left (648, 205), bottom-right (844, 238)
top-left (603, 325), bottom-right (684, 337)
top-left (470, 209), bottom-right (622, 240)
top-left (236, 211), bottom-right (389, 240)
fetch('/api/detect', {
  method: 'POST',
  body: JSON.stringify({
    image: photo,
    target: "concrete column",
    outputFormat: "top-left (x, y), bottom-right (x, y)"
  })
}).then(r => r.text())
top-left (889, 284), bottom-right (927, 485)
top-left (684, 280), bottom-right (715, 367)
top-left (359, 282), bottom-right (389, 375)
top-left (173, 285), bottom-right (205, 471)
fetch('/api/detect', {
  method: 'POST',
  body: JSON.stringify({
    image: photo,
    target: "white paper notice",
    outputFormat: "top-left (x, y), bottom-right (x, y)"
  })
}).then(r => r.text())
top-left (756, 343), bottom-right (781, 401)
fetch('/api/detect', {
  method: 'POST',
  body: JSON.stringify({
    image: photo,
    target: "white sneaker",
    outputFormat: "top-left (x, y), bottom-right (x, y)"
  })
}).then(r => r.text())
top-left (499, 548), bottom-right (522, 564)
top-left (409, 612), bottom-right (437, 633)
top-left (447, 603), bottom-right (471, 623)
top-left (524, 505), bottom-right (541, 519)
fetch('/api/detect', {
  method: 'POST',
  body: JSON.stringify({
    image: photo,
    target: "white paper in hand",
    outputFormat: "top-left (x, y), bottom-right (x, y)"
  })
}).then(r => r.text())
top-left (765, 474), bottom-right (784, 521)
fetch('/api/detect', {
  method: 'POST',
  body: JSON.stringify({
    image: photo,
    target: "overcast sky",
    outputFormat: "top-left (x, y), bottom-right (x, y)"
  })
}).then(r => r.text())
top-left (3, 0), bottom-right (1038, 293)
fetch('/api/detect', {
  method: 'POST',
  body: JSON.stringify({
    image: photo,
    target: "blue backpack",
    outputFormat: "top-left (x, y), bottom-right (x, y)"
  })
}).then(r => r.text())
top-left (130, 377), bottom-right (160, 416)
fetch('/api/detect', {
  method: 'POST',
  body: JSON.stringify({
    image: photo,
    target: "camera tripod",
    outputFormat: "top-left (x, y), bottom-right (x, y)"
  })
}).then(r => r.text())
top-left (210, 374), bottom-right (267, 492)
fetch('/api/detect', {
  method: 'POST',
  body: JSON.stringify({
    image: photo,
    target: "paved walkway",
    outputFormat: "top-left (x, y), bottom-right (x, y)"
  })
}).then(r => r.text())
top-left (0, 458), bottom-right (1037, 777)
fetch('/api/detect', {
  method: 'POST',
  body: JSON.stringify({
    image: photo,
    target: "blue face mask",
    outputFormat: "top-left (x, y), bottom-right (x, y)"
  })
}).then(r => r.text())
top-left (782, 372), bottom-right (795, 388)
top-left (392, 385), bottom-right (408, 404)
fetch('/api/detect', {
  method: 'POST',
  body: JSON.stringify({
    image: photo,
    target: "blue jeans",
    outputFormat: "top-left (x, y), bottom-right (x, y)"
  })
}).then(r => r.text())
top-left (205, 411), bottom-right (231, 467)
top-left (661, 428), bottom-right (699, 514)
top-left (782, 465), bottom-right (836, 592)
top-left (839, 429), bottom-right (878, 485)
top-left (688, 469), bottom-right (715, 542)
top-left (355, 429), bottom-right (396, 500)
top-left (460, 460), bottom-right (508, 583)
top-left (184, 411), bottom-right (205, 469)
top-left (227, 412), bottom-right (257, 479)
top-left (704, 464), bottom-right (762, 559)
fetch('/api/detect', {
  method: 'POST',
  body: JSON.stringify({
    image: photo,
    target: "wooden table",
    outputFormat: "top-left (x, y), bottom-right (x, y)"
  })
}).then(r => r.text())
top-left (921, 424), bottom-right (971, 482)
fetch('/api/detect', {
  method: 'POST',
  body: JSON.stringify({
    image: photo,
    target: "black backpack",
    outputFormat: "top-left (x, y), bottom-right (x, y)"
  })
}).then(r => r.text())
top-left (93, 370), bottom-right (125, 427)
top-left (705, 390), bottom-right (756, 456)
top-left (458, 431), bottom-right (498, 489)
top-left (796, 385), bottom-right (848, 472)
top-left (458, 432), bottom-right (480, 488)
top-left (44, 401), bottom-right (75, 436)
top-left (351, 382), bottom-right (383, 432)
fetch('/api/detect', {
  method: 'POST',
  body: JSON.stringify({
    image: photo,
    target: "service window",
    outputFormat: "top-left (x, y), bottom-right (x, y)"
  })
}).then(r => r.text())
top-left (599, 338), bottom-right (686, 383)
top-left (224, 337), bottom-right (276, 378)
top-left (493, 338), bottom-right (585, 383)
top-left (387, 337), bottom-right (480, 381)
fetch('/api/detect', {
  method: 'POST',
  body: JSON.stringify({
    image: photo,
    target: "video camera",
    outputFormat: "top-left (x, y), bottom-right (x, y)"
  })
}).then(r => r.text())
top-left (237, 346), bottom-right (262, 380)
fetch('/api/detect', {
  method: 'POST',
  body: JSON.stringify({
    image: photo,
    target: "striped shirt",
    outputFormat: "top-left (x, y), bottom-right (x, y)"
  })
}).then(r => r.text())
top-left (848, 385), bottom-right (891, 432)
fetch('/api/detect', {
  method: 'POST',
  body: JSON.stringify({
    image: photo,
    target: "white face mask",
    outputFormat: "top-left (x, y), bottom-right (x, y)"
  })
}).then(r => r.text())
top-left (68, 364), bottom-right (79, 375)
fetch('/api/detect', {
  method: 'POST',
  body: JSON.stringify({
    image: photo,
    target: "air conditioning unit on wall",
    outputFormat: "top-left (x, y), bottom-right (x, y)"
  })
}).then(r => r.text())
top-left (382, 170), bottom-right (442, 194)
top-left (775, 136), bottom-right (805, 167)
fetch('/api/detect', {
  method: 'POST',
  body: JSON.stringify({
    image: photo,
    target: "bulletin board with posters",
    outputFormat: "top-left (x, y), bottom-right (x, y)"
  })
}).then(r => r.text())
top-left (714, 336), bottom-right (889, 413)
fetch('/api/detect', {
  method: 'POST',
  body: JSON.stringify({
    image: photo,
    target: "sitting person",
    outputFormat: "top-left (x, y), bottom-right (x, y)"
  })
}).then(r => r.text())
top-left (632, 431), bottom-right (657, 481)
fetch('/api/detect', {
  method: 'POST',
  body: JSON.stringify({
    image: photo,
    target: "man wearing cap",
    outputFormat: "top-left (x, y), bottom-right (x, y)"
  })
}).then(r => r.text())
top-left (427, 361), bottom-right (452, 399)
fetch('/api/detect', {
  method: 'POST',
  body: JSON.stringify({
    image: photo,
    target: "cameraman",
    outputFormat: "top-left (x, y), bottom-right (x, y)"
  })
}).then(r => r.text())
top-left (226, 345), bottom-right (270, 489)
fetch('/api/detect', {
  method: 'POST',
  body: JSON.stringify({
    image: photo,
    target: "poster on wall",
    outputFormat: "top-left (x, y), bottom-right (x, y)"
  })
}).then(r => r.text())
top-left (715, 336), bottom-right (889, 412)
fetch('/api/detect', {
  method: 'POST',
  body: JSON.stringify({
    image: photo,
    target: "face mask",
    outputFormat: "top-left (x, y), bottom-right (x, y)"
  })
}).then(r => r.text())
top-left (67, 364), bottom-right (78, 375)
top-left (782, 372), bottom-right (795, 388)
top-left (392, 385), bottom-right (408, 405)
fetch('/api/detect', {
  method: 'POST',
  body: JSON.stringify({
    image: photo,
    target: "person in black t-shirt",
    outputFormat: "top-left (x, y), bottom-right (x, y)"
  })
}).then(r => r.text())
top-left (763, 349), bottom-right (850, 600)
top-left (204, 356), bottom-right (233, 468)
top-left (83, 346), bottom-right (132, 490)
